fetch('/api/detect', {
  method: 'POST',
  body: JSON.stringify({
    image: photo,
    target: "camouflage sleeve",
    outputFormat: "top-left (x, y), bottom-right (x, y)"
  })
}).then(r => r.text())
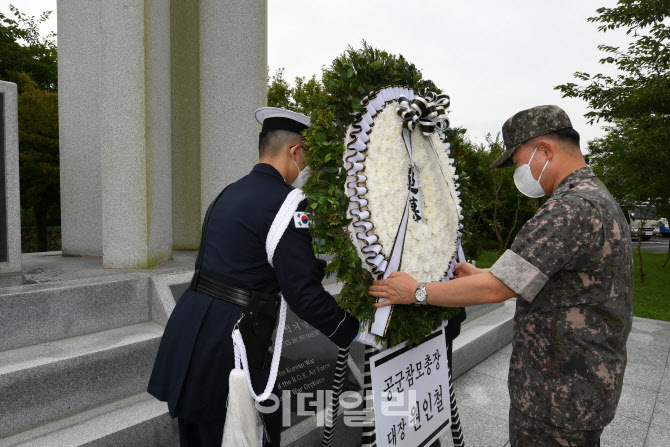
top-left (490, 196), bottom-right (593, 303)
top-left (490, 249), bottom-right (548, 302)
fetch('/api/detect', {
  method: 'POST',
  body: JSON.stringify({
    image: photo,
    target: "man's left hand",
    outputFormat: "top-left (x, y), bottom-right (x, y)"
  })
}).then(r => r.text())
top-left (368, 272), bottom-right (419, 308)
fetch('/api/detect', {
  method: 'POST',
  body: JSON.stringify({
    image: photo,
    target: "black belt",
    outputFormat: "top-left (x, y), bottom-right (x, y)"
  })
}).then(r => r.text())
top-left (192, 274), bottom-right (250, 307)
top-left (192, 273), bottom-right (279, 307)
top-left (189, 185), bottom-right (278, 307)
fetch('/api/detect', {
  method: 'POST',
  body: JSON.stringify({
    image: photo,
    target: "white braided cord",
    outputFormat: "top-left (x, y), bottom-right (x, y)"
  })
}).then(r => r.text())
top-left (266, 189), bottom-right (306, 267)
top-left (231, 188), bottom-right (306, 402)
top-left (232, 296), bottom-right (287, 402)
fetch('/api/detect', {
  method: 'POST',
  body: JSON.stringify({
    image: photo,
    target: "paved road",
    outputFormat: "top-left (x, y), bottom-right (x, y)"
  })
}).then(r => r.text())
top-left (632, 235), bottom-right (669, 253)
top-left (447, 317), bottom-right (670, 447)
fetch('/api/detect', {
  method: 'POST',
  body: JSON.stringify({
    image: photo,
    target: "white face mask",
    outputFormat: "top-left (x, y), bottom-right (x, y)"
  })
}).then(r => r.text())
top-left (291, 147), bottom-right (310, 189)
top-left (513, 147), bottom-right (549, 198)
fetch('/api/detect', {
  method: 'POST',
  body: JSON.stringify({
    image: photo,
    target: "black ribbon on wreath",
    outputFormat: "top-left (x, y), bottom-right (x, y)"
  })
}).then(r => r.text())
top-left (396, 91), bottom-right (450, 135)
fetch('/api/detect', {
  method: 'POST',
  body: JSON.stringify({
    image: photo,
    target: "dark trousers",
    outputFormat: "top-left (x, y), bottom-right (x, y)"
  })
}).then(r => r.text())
top-left (178, 419), bottom-right (224, 447)
top-left (178, 399), bottom-right (282, 447)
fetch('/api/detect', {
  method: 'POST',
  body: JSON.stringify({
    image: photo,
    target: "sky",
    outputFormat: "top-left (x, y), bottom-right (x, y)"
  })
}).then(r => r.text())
top-left (6, 0), bottom-right (631, 147)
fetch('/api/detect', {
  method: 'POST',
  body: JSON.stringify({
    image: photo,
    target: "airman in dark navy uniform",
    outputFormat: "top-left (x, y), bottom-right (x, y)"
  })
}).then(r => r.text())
top-left (148, 108), bottom-right (368, 446)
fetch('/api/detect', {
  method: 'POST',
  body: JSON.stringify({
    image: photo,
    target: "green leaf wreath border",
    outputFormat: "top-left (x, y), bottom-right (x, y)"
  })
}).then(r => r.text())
top-left (301, 44), bottom-right (461, 347)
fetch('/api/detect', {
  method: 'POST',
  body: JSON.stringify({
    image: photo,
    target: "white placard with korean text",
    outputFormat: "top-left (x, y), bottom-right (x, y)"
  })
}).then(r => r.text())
top-left (370, 325), bottom-right (451, 447)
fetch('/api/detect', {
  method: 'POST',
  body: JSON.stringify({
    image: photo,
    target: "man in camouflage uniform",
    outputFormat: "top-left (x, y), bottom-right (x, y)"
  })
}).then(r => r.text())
top-left (368, 105), bottom-right (633, 447)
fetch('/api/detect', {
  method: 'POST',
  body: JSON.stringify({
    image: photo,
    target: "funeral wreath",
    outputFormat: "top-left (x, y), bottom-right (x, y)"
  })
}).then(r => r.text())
top-left (301, 45), bottom-right (466, 347)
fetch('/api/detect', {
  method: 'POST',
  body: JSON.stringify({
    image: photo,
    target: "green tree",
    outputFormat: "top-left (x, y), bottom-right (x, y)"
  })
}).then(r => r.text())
top-left (589, 118), bottom-right (670, 219)
top-left (443, 127), bottom-right (485, 260)
top-left (556, 0), bottom-right (670, 274)
top-left (291, 75), bottom-right (326, 117)
top-left (556, 0), bottom-right (669, 123)
top-left (268, 68), bottom-right (327, 118)
top-left (17, 73), bottom-right (59, 252)
top-left (587, 117), bottom-right (670, 277)
top-left (1, 6), bottom-right (59, 252)
top-left (448, 131), bottom-right (540, 258)
top-left (483, 135), bottom-right (540, 255)
top-left (267, 68), bottom-right (292, 110)
top-left (0, 5), bottom-right (57, 91)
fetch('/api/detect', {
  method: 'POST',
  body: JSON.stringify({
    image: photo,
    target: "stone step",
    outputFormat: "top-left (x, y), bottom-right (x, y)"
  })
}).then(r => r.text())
top-left (451, 299), bottom-right (516, 379)
top-left (462, 302), bottom-right (504, 323)
top-left (0, 393), bottom-right (178, 447)
top-left (0, 323), bottom-right (163, 439)
top-left (0, 274), bottom-right (149, 352)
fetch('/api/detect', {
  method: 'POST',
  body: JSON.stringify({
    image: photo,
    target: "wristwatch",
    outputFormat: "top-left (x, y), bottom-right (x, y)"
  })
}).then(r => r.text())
top-left (414, 282), bottom-right (428, 304)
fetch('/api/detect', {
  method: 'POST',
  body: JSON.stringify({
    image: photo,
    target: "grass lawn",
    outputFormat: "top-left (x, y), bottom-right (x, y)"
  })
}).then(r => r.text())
top-left (474, 249), bottom-right (500, 269)
top-left (474, 249), bottom-right (670, 322)
top-left (631, 250), bottom-right (670, 322)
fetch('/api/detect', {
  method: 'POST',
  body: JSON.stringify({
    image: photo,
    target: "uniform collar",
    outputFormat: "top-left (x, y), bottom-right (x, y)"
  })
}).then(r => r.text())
top-left (552, 166), bottom-right (596, 197)
top-left (253, 163), bottom-right (290, 185)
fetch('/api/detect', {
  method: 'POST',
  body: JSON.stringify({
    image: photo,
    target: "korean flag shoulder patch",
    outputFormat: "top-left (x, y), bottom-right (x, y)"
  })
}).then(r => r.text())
top-left (293, 211), bottom-right (310, 229)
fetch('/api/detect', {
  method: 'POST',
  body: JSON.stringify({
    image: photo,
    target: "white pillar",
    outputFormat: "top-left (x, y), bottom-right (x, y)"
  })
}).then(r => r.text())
top-left (145, 0), bottom-right (173, 264)
top-left (57, 0), bottom-right (103, 256)
top-left (0, 82), bottom-right (21, 275)
top-left (199, 0), bottom-right (267, 213)
top-left (58, 0), bottom-right (268, 266)
top-left (171, 0), bottom-right (201, 250)
top-left (99, 0), bottom-right (172, 268)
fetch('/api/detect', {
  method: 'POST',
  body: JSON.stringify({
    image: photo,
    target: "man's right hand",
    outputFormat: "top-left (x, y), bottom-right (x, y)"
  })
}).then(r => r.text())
top-left (454, 262), bottom-right (488, 279)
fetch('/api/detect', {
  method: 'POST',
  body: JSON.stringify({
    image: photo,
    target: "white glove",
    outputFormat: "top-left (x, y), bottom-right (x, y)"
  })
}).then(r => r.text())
top-left (354, 324), bottom-right (384, 350)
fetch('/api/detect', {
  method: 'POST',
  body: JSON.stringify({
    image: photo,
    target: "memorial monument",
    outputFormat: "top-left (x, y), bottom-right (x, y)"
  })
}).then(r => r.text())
top-left (57, 0), bottom-right (267, 268)
top-left (0, 81), bottom-right (21, 278)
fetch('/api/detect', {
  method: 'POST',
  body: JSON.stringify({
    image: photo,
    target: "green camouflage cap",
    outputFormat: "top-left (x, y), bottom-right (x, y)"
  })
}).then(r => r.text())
top-left (490, 105), bottom-right (573, 168)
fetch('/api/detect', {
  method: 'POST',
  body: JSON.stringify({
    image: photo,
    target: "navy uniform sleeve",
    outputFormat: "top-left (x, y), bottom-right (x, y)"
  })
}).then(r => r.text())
top-left (272, 202), bottom-right (359, 348)
top-left (490, 196), bottom-right (595, 303)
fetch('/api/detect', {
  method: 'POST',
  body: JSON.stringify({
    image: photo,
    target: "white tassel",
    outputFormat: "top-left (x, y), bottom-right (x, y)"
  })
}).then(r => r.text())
top-left (221, 369), bottom-right (261, 447)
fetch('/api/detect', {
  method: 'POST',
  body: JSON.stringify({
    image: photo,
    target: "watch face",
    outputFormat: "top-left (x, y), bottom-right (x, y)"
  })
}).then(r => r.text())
top-left (416, 286), bottom-right (427, 302)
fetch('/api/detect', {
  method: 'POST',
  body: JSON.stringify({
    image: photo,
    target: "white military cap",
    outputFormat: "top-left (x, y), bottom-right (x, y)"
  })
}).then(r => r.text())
top-left (255, 107), bottom-right (311, 134)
